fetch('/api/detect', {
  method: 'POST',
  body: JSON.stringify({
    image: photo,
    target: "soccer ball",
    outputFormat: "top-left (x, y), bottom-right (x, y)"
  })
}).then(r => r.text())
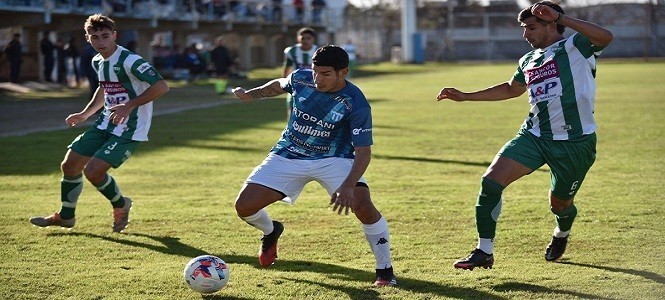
top-left (183, 255), bottom-right (230, 294)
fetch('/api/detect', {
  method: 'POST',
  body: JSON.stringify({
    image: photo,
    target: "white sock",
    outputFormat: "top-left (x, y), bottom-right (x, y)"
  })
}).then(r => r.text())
top-left (477, 238), bottom-right (494, 254)
top-left (362, 217), bottom-right (392, 269)
top-left (241, 209), bottom-right (274, 235)
top-left (553, 227), bottom-right (570, 238)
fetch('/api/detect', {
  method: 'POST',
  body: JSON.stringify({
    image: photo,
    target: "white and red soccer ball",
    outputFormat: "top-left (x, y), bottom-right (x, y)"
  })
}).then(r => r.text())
top-left (183, 255), bottom-right (230, 294)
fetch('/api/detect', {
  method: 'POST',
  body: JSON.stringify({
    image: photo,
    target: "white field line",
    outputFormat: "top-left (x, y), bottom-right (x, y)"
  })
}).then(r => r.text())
top-left (2, 100), bottom-right (237, 137)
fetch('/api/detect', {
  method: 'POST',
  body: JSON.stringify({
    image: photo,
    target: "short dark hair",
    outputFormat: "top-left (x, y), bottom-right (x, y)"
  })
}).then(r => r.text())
top-left (85, 14), bottom-right (116, 34)
top-left (312, 45), bottom-right (348, 71)
top-left (297, 27), bottom-right (316, 38)
top-left (518, 1), bottom-right (565, 34)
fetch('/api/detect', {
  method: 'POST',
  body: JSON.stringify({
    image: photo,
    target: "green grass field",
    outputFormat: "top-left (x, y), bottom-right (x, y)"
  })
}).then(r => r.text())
top-left (1, 60), bottom-right (664, 299)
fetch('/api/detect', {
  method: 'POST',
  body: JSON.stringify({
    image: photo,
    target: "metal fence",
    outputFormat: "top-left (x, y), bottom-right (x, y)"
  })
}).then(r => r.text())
top-left (339, 2), bottom-right (665, 62)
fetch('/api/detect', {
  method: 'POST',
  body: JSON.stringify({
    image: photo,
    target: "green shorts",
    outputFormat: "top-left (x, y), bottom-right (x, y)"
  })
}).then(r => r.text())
top-left (68, 127), bottom-right (140, 168)
top-left (498, 129), bottom-right (597, 200)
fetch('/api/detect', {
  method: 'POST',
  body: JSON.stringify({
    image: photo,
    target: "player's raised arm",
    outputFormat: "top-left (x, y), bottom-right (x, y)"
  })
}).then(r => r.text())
top-left (531, 3), bottom-right (613, 47)
top-left (232, 78), bottom-right (288, 102)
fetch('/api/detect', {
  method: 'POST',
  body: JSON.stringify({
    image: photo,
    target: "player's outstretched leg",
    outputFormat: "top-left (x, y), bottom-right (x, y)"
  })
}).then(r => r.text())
top-left (29, 174), bottom-right (82, 229)
top-left (30, 212), bottom-right (76, 228)
top-left (259, 220), bottom-right (284, 267)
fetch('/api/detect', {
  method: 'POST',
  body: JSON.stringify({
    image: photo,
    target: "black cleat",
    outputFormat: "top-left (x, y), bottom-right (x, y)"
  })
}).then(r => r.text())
top-left (373, 266), bottom-right (397, 286)
top-left (454, 249), bottom-right (494, 270)
top-left (545, 235), bottom-right (568, 261)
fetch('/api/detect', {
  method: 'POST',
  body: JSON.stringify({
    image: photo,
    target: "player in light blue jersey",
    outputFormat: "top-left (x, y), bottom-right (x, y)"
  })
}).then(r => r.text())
top-left (232, 45), bottom-right (396, 287)
top-left (30, 14), bottom-right (169, 233)
top-left (436, 1), bottom-right (613, 270)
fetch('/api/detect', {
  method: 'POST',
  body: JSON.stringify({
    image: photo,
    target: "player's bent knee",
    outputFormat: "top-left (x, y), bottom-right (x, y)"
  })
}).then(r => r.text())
top-left (549, 194), bottom-right (574, 213)
top-left (234, 199), bottom-right (253, 217)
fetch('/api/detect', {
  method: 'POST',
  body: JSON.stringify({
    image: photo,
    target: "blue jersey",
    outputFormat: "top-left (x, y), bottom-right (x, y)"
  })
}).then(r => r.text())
top-left (271, 69), bottom-right (373, 159)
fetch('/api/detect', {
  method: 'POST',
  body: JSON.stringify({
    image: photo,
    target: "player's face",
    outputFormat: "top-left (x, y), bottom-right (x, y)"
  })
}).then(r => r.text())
top-left (520, 16), bottom-right (555, 49)
top-left (298, 34), bottom-right (315, 51)
top-left (312, 65), bottom-right (348, 93)
top-left (86, 28), bottom-right (117, 58)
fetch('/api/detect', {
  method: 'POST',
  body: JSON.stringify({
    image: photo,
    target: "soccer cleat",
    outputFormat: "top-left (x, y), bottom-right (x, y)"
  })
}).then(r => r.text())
top-left (373, 266), bottom-right (397, 287)
top-left (112, 197), bottom-right (132, 233)
top-left (454, 249), bottom-right (494, 270)
top-left (545, 235), bottom-right (568, 261)
top-left (29, 212), bottom-right (75, 228)
top-left (258, 221), bottom-right (284, 267)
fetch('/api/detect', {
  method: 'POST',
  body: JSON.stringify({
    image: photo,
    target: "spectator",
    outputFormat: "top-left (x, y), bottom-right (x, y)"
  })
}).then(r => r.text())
top-left (125, 40), bottom-right (137, 52)
top-left (272, 0), bottom-right (282, 22)
top-left (210, 36), bottom-right (233, 94)
top-left (55, 38), bottom-right (67, 85)
top-left (79, 43), bottom-right (99, 99)
top-left (293, 0), bottom-right (304, 23)
top-left (3, 33), bottom-right (22, 83)
top-left (343, 39), bottom-right (356, 78)
top-left (40, 32), bottom-right (55, 82)
top-left (256, 1), bottom-right (271, 22)
top-left (64, 37), bottom-right (81, 87)
top-left (182, 44), bottom-right (204, 80)
top-left (311, 0), bottom-right (325, 24)
top-left (213, 0), bottom-right (227, 19)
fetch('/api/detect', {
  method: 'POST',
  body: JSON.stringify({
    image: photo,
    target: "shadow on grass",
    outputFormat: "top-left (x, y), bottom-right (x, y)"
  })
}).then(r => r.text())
top-left (48, 231), bottom-right (502, 299)
top-left (558, 261), bottom-right (665, 284)
top-left (374, 154), bottom-right (492, 168)
top-left (373, 154), bottom-right (549, 173)
top-left (493, 282), bottom-right (612, 300)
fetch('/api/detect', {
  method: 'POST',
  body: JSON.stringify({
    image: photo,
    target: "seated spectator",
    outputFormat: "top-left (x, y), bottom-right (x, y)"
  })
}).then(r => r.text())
top-left (272, 0), bottom-right (282, 22)
top-left (256, 1), bottom-right (271, 22)
top-left (293, 0), bottom-right (304, 23)
top-left (311, 0), bottom-right (325, 23)
top-left (182, 45), bottom-right (204, 80)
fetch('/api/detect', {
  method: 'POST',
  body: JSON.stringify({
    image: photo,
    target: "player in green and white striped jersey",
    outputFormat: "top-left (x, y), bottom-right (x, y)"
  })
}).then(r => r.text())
top-left (30, 14), bottom-right (169, 233)
top-left (283, 27), bottom-right (318, 119)
top-left (435, 1), bottom-right (613, 270)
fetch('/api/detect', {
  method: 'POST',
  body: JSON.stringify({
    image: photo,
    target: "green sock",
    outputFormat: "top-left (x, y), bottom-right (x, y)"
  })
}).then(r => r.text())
top-left (60, 174), bottom-right (83, 219)
top-left (95, 174), bottom-right (125, 208)
top-left (476, 177), bottom-right (504, 239)
top-left (553, 204), bottom-right (577, 232)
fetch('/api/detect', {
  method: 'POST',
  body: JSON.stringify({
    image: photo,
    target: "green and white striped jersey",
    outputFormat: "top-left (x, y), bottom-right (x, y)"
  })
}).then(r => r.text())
top-left (283, 44), bottom-right (318, 71)
top-left (512, 33), bottom-right (606, 141)
top-left (92, 46), bottom-right (163, 141)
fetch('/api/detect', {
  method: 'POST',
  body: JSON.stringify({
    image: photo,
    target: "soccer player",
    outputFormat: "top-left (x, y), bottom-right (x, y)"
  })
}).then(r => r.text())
top-left (29, 14), bottom-right (169, 232)
top-left (436, 1), bottom-right (613, 270)
top-left (282, 27), bottom-right (318, 119)
top-left (231, 45), bottom-right (397, 286)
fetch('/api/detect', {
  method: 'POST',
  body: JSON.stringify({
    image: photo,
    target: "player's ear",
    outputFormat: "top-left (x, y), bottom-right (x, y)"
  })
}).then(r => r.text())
top-left (339, 67), bottom-right (349, 78)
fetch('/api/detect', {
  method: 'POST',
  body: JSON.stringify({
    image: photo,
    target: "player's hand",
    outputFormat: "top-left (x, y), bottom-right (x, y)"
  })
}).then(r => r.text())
top-left (330, 187), bottom-right (355, 215)
top-left (65, 113), bottom-right (88, 127)
top-left (531, 3), bottom-right (559, 22)
top-left (232, 87), bottom-right (251, 102)
top-left (436, 87), bottom-right (466, 102)
top-left (109, 103), bottom-right (131, 125)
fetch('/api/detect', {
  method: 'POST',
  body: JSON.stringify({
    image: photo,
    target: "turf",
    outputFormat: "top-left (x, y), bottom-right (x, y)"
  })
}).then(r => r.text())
top-left (0, 60), bottom-right (663, 299)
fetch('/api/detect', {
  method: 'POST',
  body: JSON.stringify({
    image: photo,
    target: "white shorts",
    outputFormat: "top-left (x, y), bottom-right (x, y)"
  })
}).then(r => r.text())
top-left (245, 153), bottom-right (367, 204)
